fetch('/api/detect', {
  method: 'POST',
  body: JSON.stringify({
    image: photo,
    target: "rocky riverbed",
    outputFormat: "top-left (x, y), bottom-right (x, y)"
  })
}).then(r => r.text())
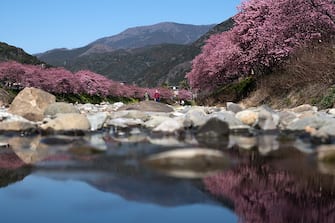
top-left (1, 87), bottom-right (335, 171)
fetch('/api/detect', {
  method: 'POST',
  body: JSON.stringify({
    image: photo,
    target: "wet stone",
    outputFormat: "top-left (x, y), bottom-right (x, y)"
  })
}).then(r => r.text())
top-left (196, 118), bottom-right (230, 148)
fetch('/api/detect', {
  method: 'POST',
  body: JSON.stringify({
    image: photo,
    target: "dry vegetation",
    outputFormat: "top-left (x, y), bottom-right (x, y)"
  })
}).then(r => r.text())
top-left (242, 41), bottom-right (335, 109)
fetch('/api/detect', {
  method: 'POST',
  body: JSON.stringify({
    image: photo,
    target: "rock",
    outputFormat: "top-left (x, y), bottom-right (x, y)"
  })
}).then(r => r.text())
top-left (209, 111), bottom-right (244, 129)
top-left (118, 101), bottom-right (174, 112)
top-left (9, 87), bottom-right (56, 121)
top-left (258, 134), bottom-right (279, 155)
top-left (0, 111), bottom-right (36, 132)
top-left (196, 118), bottom-right (229, 148)
top-left (317, 145), bottom-right (335, 163)
top-left (327, 108), bottom-right (335, 116)
top-left (144, 116), bottom-right (172, 129)
top-left (287, 114), bottom-right (335, 131)
top-left (44, 102), bottom-right (79, 116)
top-left (291, 104), bottom-right (317, 113)
top-left (107, 118), bottom-right (144, 128)
top-left (144, 148), bottom-right (229, 172)
top-left (257, 106), bottom-right (278, 130)
top-left (0, 121), bottom-right (36, 132)
top-left (87, 112), bottom-right (108, 131)
top-left (109, 110), bottom-right (150, 121)
top-left (278, 111), bottom-right (297, 129)
top-left (315, 124), bottom-right (335, 137)
top-left (184, 108), bottom-right (208, 127)
top-left (40, 113), bottom-right (90, 131)
top-left (8, 136), bottom-right (51, 164)
top-left (236, 110), bottom-right (258, 126)
top-left (230, 135), bottom-right (257, 150)
top-left (226, 102), bottom-right (243, 113)
top-left (153, 117), bottom-right (184, 133)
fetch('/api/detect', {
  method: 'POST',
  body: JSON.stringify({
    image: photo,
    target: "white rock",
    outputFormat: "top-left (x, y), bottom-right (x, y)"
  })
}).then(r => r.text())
top-left (87, 112), bottom-right (108, 131)
top-left (153, 118), bottom-right (184, 133)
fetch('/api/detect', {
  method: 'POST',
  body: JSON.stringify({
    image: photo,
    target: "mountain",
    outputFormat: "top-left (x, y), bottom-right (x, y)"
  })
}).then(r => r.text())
top-left (37, 22), bottom-right (215, 66)
top-left (38, 20), bottom-right (234, 87)
top-left (0, 42), bottom-right (45, 65)
top-left (92, 22), bottom-right (216, 49)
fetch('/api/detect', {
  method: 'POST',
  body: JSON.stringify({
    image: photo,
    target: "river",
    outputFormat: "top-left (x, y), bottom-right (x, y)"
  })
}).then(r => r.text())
top-left (0, 128), bottom-right (334, 223)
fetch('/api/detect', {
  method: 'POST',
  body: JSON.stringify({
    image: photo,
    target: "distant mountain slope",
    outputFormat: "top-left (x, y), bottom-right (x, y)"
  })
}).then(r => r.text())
top-left (38, 19), bottom-right (234, 87)
top-left (92, 22), bottom-right (216, 49)
top-left (64, 44), bottom-right (194, 86)
top-left (37, 22), bottom-right (215, 67)
top-left (0, 42), bottom-right (45, 65)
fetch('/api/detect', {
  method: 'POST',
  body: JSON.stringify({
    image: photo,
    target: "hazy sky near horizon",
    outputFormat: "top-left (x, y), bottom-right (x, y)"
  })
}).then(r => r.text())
top-left (1, 0), bottom-right (241, 54)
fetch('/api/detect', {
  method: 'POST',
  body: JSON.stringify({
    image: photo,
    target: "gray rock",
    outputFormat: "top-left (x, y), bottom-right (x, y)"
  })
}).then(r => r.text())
top-left (196, 118), bottom-right (229, 148)
top-left (184, 108), bottom-right (208, 127)
top-left (278, 111), bottom-right (297, 129)
top-left (287, 114), bottom-right (335, 131)
top-left (257, 106), bottom-right (278, 130)
top-left (209, 111), bottom-right (244, 128)
top-left (315, 123), bottom-right (335, 137)
top-left (153, 117), bottom-right (184, 133)
top-left (144, 116), bottom-right (172, 129)
top-left (44, 102), bottom-right (79, 116)
top-left (226, 102), bottom-right (243, 113)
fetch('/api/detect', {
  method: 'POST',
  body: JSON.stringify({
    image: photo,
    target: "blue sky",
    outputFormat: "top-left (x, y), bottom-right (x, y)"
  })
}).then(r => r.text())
top-left (1, 0), bottom-right (241, 54)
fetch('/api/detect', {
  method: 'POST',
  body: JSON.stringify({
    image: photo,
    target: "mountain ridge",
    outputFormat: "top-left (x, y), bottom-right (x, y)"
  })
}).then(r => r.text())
top-left (37, 19), bottom-right (233, 87)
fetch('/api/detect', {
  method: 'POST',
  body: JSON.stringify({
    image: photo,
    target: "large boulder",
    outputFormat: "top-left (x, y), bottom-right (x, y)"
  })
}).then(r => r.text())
top-left (9, 87), bottom-right (56, 121)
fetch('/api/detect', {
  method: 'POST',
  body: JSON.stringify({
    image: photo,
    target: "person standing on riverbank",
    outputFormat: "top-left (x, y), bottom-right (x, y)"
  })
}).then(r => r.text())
top-left (154, 89), bottom-right (160, 102)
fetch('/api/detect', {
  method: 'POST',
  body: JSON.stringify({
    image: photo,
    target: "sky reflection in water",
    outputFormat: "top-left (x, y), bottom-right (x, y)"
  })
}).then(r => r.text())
top-left (0, 175), bottom-right (237, 223)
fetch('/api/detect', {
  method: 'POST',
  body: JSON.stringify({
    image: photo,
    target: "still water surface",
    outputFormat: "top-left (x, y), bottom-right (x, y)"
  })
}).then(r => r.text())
top-left (0, 132), bottom-right (335, 223)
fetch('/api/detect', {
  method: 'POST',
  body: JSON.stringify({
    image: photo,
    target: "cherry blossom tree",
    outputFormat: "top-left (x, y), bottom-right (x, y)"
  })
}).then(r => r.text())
top-left (187, 0), bottom-right (335, 92)
top-left (204, 164), bottom-right (335, 223)
top-left (0, 61), bottom-right (175, 100)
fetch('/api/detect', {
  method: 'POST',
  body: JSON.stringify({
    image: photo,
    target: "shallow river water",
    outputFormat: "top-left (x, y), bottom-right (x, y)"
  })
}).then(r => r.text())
top-left (0, 129), bottom-right (335, 223)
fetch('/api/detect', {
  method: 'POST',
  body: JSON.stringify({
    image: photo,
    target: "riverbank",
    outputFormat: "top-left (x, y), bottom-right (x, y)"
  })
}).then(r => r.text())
top-left (1, 87), bottom-right (335, 166)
